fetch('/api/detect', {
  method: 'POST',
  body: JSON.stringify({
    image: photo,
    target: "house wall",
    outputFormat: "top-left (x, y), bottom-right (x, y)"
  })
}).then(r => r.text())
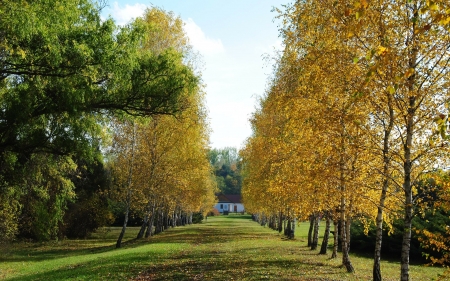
top-left (214, 203), bottom-right (245, 213)
top-left (231, 203), bottom-right (245, 213)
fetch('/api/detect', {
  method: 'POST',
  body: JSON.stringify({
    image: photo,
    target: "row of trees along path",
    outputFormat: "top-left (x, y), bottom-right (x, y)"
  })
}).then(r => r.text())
top-left (241, 1), bottom-right (450, 281)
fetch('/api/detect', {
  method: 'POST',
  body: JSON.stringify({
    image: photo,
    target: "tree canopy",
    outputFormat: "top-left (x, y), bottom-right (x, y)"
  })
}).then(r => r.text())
top-left (0, 1), bottom-right (211, 242)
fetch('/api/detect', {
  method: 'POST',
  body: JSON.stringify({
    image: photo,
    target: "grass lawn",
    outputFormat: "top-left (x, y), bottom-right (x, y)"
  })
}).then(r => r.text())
top-left (0, 214), bottom-right (446, 280)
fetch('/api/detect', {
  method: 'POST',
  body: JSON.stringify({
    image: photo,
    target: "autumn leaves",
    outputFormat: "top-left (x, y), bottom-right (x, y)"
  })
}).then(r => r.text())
top-left (241, 1), bottom-right (450, 280)
top-left (109, 8), bottom-right (216, 247)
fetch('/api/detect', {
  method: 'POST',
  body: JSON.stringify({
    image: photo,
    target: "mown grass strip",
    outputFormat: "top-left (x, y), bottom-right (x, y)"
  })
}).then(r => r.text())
top-left (0, 215), bottom-right (445, 280)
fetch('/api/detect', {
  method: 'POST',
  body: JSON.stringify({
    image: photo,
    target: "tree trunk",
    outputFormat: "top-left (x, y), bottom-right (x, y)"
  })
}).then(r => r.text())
top-left (172, 211), bottom-right (176, 227)
top-left (331, 219), bottom-right (338, 258)
top-left (154, 209), bottom-right (162, 235)
top-left (307, 214), bottom-right (314, 247)
top-left (340, 216), bottom-right (354, 272)
top-left (291, 217), bottom-right (296, 238)
top-left (116, 198), bottom-right (130, 248)
top-left (285, 217), bottom-right (294, 239)
top-left (338, 117), bottom-right (354, 272)
top-left (320, 212), bottom-right (331, 254)
top-left (137, 213), bottom-right (149, 239)
top-left (373, 88), bottom-right (394, 281)
top-left (400, 4), bottom-right (418, 281)
top-left (311, 213), bottom-right (320, 250)
top-left (401, 93), bottom-right (415, 281)
top-left (163, 211), bottom-right (169, 230)
top-left (145, 207), bottom-right (155, 238)
top-left (285, 218), bottom-right (290, 236)
top-left (278, 211), bottom-right (283, 233)
top-left (116, 121), bottom-right (136, 249)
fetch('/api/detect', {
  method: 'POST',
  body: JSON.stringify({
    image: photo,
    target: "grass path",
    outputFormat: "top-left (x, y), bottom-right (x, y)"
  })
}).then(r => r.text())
top-left (0, 215), bottom-right (444, 280)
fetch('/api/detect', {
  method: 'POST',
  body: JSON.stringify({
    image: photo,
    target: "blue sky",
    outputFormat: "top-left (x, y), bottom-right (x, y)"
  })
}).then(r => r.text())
top-left (103, 0), bottom-right (287, 149)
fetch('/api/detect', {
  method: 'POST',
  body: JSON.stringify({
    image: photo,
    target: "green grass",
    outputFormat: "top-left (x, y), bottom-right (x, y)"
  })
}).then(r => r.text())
top-left (0, 214), bottom-right (445, 280)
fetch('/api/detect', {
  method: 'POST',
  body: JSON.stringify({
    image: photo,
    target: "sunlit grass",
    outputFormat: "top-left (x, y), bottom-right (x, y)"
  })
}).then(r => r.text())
top-left (0, 214), bottom-right (445, 280)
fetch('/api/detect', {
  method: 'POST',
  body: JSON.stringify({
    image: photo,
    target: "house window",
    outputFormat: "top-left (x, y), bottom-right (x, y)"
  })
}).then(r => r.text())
top-left (224, 204), bottom-right (228, 210)
top-left (220, 204), bottom-right (223, 209)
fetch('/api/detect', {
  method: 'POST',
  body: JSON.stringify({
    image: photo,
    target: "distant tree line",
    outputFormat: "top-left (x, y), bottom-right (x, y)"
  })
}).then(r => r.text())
top-left (208, 147), bottom-right (242, 195)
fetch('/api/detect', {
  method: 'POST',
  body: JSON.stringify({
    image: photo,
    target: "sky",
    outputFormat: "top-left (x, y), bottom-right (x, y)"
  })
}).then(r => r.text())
top-left (102, 0), bottom-right (287, 149)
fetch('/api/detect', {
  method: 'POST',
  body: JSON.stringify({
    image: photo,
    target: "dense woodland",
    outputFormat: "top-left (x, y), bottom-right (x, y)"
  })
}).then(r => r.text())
top-left (0, 1), bottom-right (217, 246)
top-left (241, 1), bottom-right (450, 281)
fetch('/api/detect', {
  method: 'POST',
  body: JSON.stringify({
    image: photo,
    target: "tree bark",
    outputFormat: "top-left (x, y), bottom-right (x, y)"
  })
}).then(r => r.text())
top-left (116, 197), bottom-right (130, 248)
top-left (311, 213), bottom-right (320, 250)
top-left (401, 94), bottom-right (415, 281)
top-left (145, 207), bottom-right (155, 238)
top-left (373, 92), bottom-right (394, 281)
top-left (116, 121), bottom-right (136, 249)
top-left (320, 212), bottom-right (331, 254)
top-left (137, 212), bottom-right (149, 239)
top-left (154, 209), bottom-right (162, 235)
top-left (163, 211), bottom-right (169, 230)
top-left (291, 217), bottom-right (296, 238)
top-left (340, 216), bottom-right (354, 272)
top-left (331, 219), bottom-right (338, 258)
top-left (278, 211), bottom-right (283, 233)
top-left (400, 5), bottom-right (418, 280)
top-left (307, 214), bottom-right (314, 247)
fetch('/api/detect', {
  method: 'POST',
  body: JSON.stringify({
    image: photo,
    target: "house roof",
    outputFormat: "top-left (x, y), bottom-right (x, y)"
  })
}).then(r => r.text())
top-left (225, 195), bottom-right (242, 203)
top-left (217, 193), bottom-right (242, 204)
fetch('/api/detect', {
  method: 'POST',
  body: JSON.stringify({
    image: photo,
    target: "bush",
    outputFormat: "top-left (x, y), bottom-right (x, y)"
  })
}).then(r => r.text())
top-left (207, 208), bottom-right (220, 216)
top-left (192, 212), bottom-right (204, 224)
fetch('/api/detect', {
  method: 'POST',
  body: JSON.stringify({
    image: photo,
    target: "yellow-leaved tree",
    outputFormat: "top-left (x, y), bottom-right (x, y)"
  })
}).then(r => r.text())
top-left (108, 7), bottom-right (216, 247)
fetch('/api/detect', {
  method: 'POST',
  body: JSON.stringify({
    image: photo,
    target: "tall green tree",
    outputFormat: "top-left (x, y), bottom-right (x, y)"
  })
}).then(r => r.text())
top-left (0, 0), bottom-right (199, 241)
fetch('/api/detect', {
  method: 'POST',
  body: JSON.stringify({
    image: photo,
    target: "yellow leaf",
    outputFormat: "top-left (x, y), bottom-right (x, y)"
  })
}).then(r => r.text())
top-left (404, 68), bottom-right (415, 78)
top-left (430, 3), bottom-right (439, 11)
top-left (387, 85), bottom-right (395, 94)
top-left (361, 0), bottom-right (368, 9)
top-left (376, 46), bottom-right (387, 56)
top-left (439, 16), bottom-right (450, 25)
top-left (18, 49), bottom-right (26, 59)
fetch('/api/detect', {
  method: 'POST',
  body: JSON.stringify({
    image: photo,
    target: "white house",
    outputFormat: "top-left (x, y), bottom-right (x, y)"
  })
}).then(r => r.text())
top-left (214, 194), bottom-right (244, 214)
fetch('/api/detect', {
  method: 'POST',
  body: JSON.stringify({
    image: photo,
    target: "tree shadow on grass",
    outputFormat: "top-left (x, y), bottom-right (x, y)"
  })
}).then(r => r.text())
top-left (131, 251), bottom-right (345, 281)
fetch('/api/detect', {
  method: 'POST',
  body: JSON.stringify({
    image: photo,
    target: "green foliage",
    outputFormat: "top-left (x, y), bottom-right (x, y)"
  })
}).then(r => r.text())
top-left (351, 208), bottom-right (450, 263)
top-left (62, 154), bottom-right (114, 239)
top-left (209, 148), bottom-right (242, 194)
top-left (191, 212), bottom-right (204, 224)
top-left (18, 155), bottom-right (76, 241)
top-left (0, 186), bottom-right (21, 242)
top-left (0, 0), bottom-right (200, 242)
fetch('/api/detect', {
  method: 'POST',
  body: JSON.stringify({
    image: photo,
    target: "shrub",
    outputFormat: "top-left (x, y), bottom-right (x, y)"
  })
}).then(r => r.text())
top-left (192, 212), bottom-right (204, 224)
top-left (207, 208), bottom-right (220, 216)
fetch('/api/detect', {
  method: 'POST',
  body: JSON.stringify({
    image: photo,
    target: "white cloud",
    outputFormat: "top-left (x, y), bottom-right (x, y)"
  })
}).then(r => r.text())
top-left (110, 2), bottom-right (147, 26)
top-left (183, 18), bottom-right (225, 56)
